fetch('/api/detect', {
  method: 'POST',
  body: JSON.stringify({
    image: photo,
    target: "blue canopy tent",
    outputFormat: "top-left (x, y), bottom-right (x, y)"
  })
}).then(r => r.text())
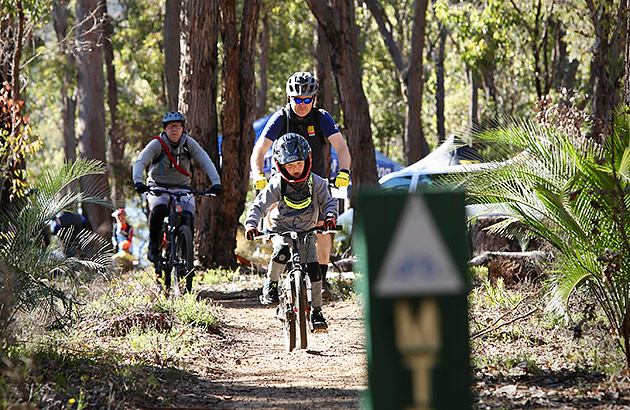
top-left (218, 113), bottom-right (404, 179)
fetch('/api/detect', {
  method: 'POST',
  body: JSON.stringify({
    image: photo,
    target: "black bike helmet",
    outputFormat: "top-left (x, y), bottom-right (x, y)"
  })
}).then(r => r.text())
top-left (272, 133), bottom-right (312, 183)
top-left (162, 111), bottom-right (186, 128)
top-left (286, 72), bottom-right (318, 97)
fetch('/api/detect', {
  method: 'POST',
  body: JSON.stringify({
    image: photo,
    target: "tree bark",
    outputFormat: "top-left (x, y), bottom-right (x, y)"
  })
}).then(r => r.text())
top-left (100, 0), bottom-right (125, 209)
top-left (306, 0), bottom-right (378, 188)
top-left (255, 8), bottom-right (269, 118)
top-left (179, 0), bottom-right (221, 268)
top-left (468, 68), bottom-right (479, 131)
top-left (213, 0), bottom-right (261, 268)
top-left (165, 0), bottom-right (181, 110)
top-left (585, 0), bottom-right (626, 142)
top-left (76, 0), bottom-right (112, 239)
top-left (52, 1), bottom-right (77, 176)
top-left (435, 24), bottom-right (446, 143)
top-left (364, 0), bottom-right (429, 165)
top-left (626, 0), bottom-right (630, 107)
top-left (314, 24), bottom-right (335, 178)
top-left (404, 0), bottom-right (429, 164)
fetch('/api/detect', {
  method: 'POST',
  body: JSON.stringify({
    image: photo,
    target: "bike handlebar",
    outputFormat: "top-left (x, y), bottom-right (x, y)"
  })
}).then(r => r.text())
top-left (147, 187), bottom-right (217, 198)
top-left (253, 226), bottom-right (343, 241)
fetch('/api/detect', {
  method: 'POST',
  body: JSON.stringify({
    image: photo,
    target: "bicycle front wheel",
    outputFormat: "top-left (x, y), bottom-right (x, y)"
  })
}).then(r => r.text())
top-left (173, 225), bottom-right (194, 293)
top-left (280, 276), bottom-right (297, 352)
top-left (295, 268), bottom-right (308, 349)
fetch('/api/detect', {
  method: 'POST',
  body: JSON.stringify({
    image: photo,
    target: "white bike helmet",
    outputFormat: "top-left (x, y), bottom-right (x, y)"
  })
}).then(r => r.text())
top-left (286, 72), bottom-right (318, 97)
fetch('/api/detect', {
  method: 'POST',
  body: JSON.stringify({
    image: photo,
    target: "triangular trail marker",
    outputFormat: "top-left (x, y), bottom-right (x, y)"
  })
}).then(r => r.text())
top-left (375, 196), bottom-right (464, 297)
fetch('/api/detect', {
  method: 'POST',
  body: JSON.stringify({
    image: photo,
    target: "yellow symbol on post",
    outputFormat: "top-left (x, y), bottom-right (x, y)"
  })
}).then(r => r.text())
top-left (394, 299), bottom-right (441, 410)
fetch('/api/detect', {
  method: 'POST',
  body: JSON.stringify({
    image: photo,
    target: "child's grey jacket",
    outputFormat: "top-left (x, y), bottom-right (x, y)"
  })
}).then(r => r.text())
top-left (245, 173), bottom-right (337, 232)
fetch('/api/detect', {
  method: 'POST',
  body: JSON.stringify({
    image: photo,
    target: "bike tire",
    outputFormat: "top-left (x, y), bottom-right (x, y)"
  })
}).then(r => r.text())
top-left (295, 268), bottom-right (308, 349)
top-left (282, 277), bottom-right (297, 352)
top-left (174, 225), bottom-right (194, 293)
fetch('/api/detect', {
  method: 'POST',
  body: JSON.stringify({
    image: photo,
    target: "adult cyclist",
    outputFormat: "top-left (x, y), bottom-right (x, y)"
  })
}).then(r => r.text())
top-left (250, 71), bottom-right (351, 299)
top-left (132, 111), bottom-right (223, 267)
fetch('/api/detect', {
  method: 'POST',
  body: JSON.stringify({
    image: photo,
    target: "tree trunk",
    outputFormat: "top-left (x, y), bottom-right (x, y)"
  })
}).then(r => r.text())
top-left (76, 0), bottom-right (112, 239)
top-left (165, 0), bottom-right (181, 110)
top-left (100, 0), bottom-right (125, 209)
top-left (586, 0), bottom-right (626, 143)
top-left (0, 2), bottom-right (27, 209)
top-left (403, 0), bottom-right (429, 164)
top-left (626, 0), bottom-right (630, 107)
top-left (255, 9), bottom-right (269, 118)
top-left (306, 0), bottom-right (378, 188)
top-left (435, 24), bottom-right (446, 143)
top-left (364, 0), bottom-right (429, 165)
top-left (52, 1), bottom-right (77, 179)
top-left (179, 0), bottom-right (220, 268)
top-left (213, 0), bottom-right (261, 268)
top-left (468, 68), bottom-right (479, 131)
top-left (314, 24), bottom-right (334, 177)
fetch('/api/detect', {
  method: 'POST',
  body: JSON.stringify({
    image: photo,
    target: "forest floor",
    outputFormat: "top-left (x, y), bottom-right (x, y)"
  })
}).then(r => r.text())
top-left (7, 264), bottom-right (630, 409)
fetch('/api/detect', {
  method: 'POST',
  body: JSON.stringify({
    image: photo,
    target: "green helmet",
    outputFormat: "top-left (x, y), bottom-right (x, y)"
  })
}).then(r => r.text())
top-left (286, 72), bottom-right (318, 97)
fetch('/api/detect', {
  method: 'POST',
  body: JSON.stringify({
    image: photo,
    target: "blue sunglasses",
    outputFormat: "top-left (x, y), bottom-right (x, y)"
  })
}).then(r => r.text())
top-left (292, 97), bottom-right (313, 104)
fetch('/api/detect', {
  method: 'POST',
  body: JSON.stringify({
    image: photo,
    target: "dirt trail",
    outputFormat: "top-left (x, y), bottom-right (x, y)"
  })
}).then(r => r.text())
top-left (197, 288), bottom-right (366, 409)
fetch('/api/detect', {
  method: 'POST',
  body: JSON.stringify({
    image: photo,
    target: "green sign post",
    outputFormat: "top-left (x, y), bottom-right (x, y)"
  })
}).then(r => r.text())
top-left (355, 190), bottom-right (471, 410)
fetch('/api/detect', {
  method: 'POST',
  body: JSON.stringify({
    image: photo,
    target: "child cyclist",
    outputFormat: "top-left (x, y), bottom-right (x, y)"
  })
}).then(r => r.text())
top-left (244, 133), bottom-right (338, 330)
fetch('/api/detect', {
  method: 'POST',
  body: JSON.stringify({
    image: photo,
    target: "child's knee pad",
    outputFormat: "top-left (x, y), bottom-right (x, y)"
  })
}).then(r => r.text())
top-left (271, 245), bottom-right (290, 264)
top-left (307, 262), bottom-right (322, 282)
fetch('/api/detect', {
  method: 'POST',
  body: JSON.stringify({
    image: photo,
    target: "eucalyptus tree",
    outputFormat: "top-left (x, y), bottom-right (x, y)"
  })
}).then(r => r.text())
top-left (306, 0), bottom-right (379, 187)
top-left (214, 0), bottom-right (261, 267)
top-left (100, 0), bottom-right (125, 208)
top-left (363, 0), bottom-right (430, 165)
top-left (51, 1), bottom-right (77, 188)
top-left (459, 105), bottom-right (630, 367)
top-left (164, 0), bottom-right (181, 111)
top-left (582, 0), bottom-right (626, 142)
top-left (0, 0), bottom-right (55, 209)
top-left (178, 0), bottom-right (221, 267)
top-left (75, 0), bottom-right (112, 238)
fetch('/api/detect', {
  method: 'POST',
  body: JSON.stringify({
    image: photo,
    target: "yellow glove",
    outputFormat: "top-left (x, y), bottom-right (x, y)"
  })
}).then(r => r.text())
top-left (335, 169), bottom-right (350, 188)
top-left (254, 174), bottom-right (268, 190)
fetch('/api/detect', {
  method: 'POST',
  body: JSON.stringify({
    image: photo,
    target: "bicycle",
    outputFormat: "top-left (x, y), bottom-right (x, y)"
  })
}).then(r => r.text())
top-left (147, 187), bottom-right (216, 296)
top-left (254, 225), bottom-right (341, 352)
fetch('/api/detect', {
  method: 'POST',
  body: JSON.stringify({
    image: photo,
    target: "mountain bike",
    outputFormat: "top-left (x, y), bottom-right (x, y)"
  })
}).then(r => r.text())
top-left (255, 225), bottom-right (341, 352)
top-left (147, 187), bottom-right (216, 296)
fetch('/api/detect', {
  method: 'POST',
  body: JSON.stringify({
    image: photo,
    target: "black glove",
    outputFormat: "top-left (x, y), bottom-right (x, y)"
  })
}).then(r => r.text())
top-left (134, 182), bottom-right (149, 193)
top-left (246, 226), bottom-right (260, 241)
top-left (323, 212), bottom-right (337, 231)
top-left (209, 184), bottom-right (223, 195)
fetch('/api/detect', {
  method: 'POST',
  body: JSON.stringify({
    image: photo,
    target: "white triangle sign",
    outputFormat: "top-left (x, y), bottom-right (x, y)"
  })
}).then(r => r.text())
top-left (375, 196), bottom-right (464, 296)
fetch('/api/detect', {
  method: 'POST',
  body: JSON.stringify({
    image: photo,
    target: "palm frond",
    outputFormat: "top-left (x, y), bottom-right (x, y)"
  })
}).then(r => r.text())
top-left (0, 158), bottom-right (114, 328)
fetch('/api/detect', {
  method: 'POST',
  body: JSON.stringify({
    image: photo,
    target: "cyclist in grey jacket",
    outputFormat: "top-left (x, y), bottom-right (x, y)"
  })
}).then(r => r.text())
top-left (245, 133), bottom-right (337, 330)
top-left (132, 111), bottom-right (222, 264)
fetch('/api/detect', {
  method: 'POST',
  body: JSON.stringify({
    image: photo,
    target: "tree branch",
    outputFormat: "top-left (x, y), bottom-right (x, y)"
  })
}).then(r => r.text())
top-left (363, 0), bottom-right (406, 73)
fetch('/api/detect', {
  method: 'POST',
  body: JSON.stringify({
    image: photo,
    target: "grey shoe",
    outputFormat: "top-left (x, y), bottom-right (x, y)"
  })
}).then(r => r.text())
top-left (311, 308), bottom-right (328, 330)
top-left (321, 280), bottom-right (332, 300)
top-left (260, 281), bottom-right (279, 305)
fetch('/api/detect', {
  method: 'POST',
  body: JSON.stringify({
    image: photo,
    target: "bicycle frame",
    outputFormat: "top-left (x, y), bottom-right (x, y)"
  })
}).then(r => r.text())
top-left (148, 187), bottom-right (215, 295)
top-left (256, 226), bottom-right (341, 351)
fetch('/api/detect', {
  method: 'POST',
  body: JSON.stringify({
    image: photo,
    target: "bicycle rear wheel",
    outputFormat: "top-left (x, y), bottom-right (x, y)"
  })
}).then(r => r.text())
top-left (295, 268), bottom-right (308, 349)
top-left (173, 225), bottom-right (194, 293)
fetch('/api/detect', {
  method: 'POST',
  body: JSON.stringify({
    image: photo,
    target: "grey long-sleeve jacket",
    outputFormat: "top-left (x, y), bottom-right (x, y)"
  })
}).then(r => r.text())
top-left (245, 172), bottom-right (338, 232)
top-left (132, 131), bottom-right (221, 187)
